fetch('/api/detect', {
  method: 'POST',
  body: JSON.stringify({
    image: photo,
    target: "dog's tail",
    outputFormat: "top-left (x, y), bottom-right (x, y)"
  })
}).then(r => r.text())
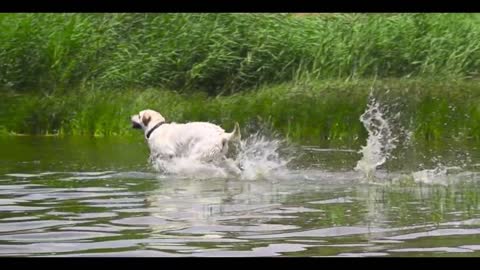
top-left (222, 122), bottom-right (241, 158)
top-left (228, 122), bottom-right (241, 142)
top-left (222, 122), bottom-right (241, 145)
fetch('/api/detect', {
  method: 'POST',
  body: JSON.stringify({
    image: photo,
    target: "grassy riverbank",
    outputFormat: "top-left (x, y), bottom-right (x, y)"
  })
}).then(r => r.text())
top-left (2, 79), bottom-right (480, 147)
top-left (2, 13), bottom-right (480, 146)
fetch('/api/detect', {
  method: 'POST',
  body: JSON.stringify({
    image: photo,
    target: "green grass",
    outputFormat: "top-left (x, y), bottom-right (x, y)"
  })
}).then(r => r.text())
top-left (3, 13), bottom-right (480, 145)
top-left (0, 126), bottom-right (10, 136)
top-left (2, 13), bottom-right (480, 95)
top-left (2, 79), bottom-right (480, 147)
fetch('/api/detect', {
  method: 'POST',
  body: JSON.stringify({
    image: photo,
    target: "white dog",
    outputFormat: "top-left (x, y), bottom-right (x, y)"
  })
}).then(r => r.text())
top-left (131, 109), bottom-right (242, 175)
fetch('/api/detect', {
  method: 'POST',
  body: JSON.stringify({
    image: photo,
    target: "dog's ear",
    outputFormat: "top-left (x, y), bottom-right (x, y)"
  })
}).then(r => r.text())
top-left (141, 113), bottom-right (151, 126)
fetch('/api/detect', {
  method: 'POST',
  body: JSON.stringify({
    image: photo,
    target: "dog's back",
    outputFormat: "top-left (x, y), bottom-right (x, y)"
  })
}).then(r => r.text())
top-left (149, 121), bottom-right (240, 162)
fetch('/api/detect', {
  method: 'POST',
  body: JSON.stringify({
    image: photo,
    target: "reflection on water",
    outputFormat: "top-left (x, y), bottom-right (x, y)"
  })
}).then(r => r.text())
top-left (0, 136), bottom-right (480, 257)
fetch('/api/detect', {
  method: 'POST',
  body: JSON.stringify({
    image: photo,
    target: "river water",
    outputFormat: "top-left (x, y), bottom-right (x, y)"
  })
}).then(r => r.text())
top-left (0, 134), bottom-right (479, 257)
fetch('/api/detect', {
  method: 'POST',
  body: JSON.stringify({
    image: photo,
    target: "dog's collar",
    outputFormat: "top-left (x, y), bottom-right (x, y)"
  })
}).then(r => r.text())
top-left (146, 121), bottom-right (168, 139)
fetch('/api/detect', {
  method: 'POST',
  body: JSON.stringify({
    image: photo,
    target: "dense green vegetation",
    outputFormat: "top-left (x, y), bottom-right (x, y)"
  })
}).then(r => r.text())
top-left (1, 13), bottom-right (480, 145)
top-left (1, 79), bottom-right (479, 147)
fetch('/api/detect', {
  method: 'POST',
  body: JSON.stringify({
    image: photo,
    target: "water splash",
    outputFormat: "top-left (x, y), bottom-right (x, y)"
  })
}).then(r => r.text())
top-left (236, 132), bottom-right (292, 180)
top-left (411, 166), bottom-right (449, 185)
top-left (410, 163), bottom-right (469, 185)
top-left (354, 95), bottom-right (398, 179)
top-left (151, 157), bottom-right (232, 179)
top-left (150, 132), bottom-right (291, 180)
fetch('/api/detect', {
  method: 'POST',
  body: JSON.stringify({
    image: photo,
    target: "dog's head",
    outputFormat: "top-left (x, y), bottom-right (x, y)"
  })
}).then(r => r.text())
top-left (131, 109), bottom-right (166, 130)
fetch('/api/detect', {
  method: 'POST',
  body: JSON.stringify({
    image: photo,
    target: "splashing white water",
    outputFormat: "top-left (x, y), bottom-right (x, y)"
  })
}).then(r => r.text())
top-left (355, 96), bottom-right (398, 179)
top-left (411, 166), bottom-right (448, 185)
top-left (236, 133), bottom-right (292, 180)
top-left (410, 164), bottom-right (467, 185)
top-left (151, 157), bottom-right (232, 179)
top-left (150, 132), bottom-right (291, 180)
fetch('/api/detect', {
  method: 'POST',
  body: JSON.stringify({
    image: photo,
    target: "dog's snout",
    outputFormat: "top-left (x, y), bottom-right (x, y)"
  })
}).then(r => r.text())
top-left (131, 114), bottom-right (142, 129)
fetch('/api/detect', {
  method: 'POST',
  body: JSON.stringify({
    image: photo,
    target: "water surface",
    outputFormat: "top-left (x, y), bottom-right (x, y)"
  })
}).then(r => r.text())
top-left (0, 136), bottom-right (480, 257)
